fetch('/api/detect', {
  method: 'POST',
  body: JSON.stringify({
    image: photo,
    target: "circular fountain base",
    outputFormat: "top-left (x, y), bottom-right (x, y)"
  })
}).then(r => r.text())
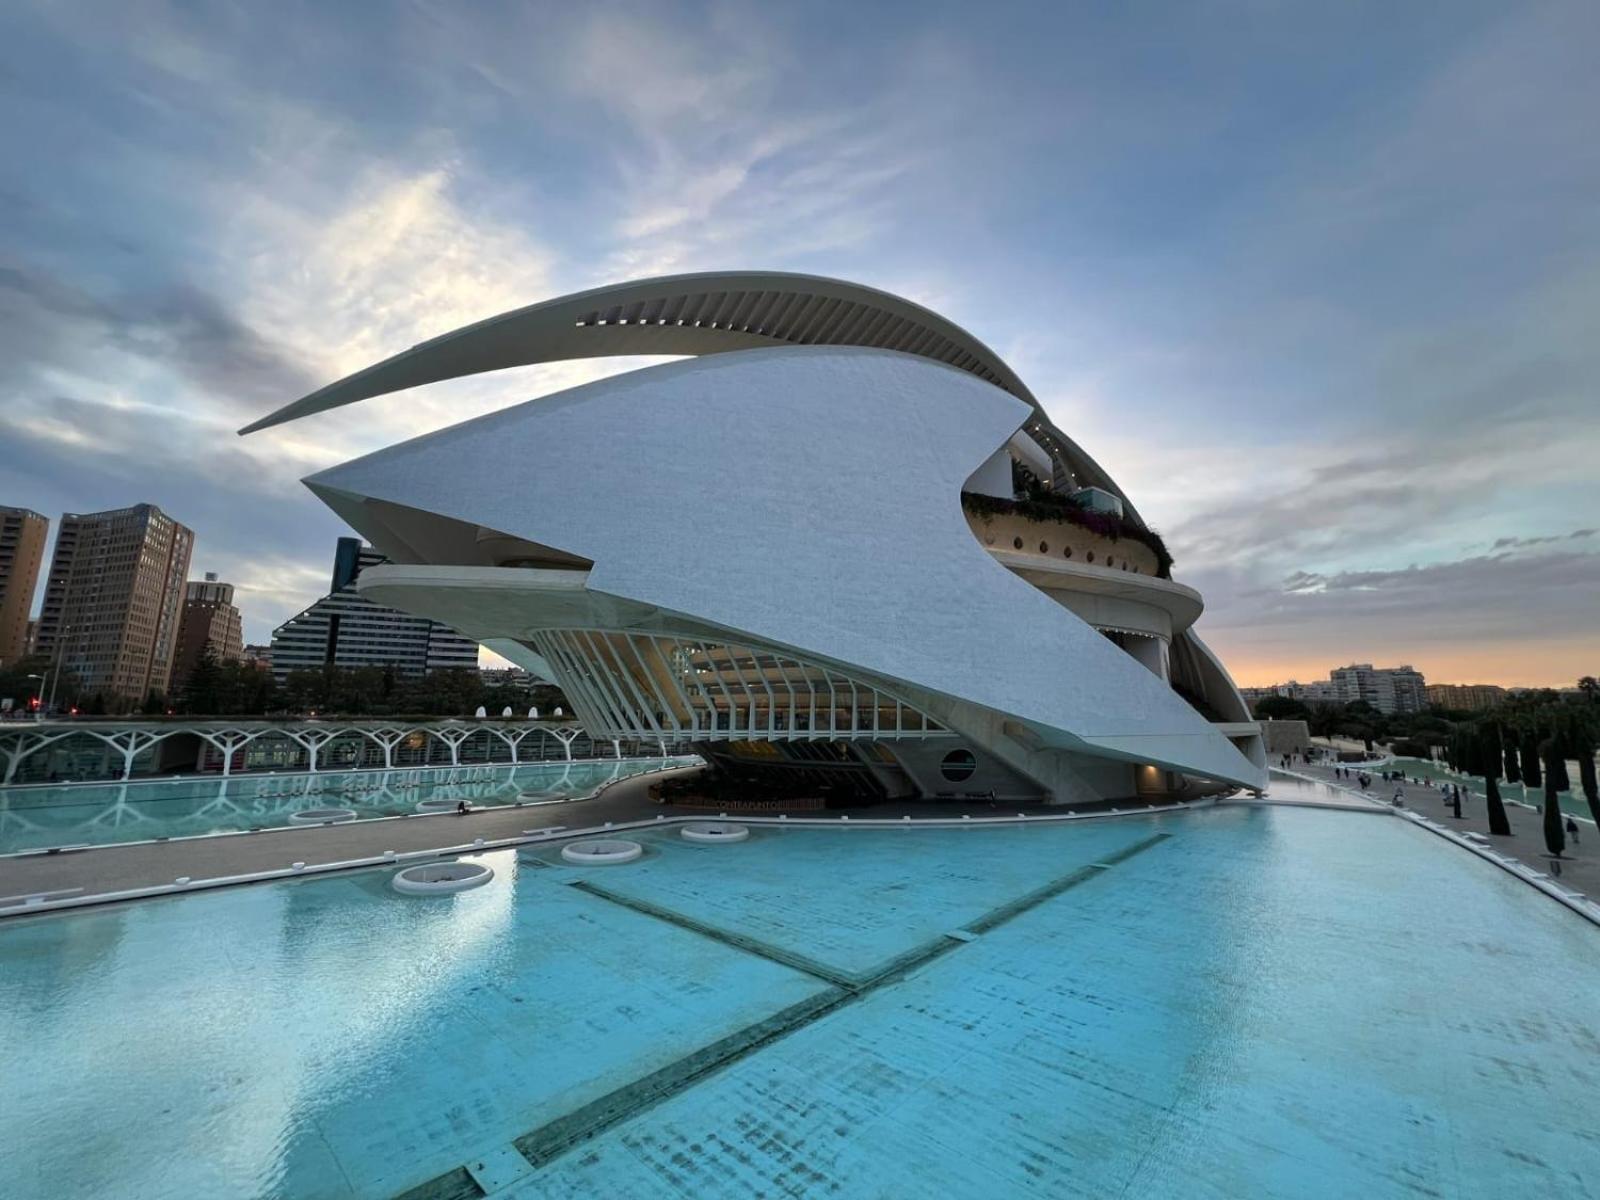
top-left (561, 839), bottom-right (643, 865)
top-left (391, 861), bottom-right (494, 895)
top-left (681, 821), bottom-right (750, 844)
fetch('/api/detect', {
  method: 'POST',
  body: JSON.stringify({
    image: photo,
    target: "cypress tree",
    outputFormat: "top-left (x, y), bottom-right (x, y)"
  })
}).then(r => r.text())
top-left (1521, 727), bottom-right (1543, 789)
top-left (1542, 737), bottom-right (1565, 858)
top-left (1479, 722), bottom-right (1511, 837)
top-left (1578, 731), bottom-right (1600, 831)
top-left (1546, 717), bottom-right (1572, 795)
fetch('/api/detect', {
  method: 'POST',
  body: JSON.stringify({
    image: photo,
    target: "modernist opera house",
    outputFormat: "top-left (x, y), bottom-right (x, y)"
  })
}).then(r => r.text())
top-left (243, 272), bottom-right (1266, 806)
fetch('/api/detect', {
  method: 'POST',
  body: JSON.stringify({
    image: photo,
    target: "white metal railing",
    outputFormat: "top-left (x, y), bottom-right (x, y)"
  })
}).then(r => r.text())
top-left (0, 719), bottom-right (615, 786)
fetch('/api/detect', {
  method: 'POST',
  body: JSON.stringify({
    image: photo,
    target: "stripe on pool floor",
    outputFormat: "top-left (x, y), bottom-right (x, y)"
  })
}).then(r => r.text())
top-left (568, 877), bottom-right (861, 986)
top-left (392, 829), bottom-right (1170, 1198)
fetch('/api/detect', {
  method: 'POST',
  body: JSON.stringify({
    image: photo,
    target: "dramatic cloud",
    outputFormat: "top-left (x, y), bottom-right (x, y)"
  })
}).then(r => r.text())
top-left (0, 0), bottom-right (1596, 686)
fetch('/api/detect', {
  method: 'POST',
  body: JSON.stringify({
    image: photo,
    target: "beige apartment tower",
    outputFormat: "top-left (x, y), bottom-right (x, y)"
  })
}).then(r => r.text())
top-left (0, 507), bottom-right (49, 667)
top-left (35, 504), bottom-right (195, 704)
top-left (172, 572), bottom-right (245, 685)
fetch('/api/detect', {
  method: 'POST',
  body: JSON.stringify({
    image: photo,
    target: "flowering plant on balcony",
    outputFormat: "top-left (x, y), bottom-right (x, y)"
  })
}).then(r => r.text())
top-left (961, 463), bottom-right (1175, 578)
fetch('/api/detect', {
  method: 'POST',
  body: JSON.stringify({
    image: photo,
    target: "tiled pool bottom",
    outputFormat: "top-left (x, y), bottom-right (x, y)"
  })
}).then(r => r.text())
top-left (4, 808), bottom-right (1598, 1199)
top-left (0, 757), bottom-right (692, 854)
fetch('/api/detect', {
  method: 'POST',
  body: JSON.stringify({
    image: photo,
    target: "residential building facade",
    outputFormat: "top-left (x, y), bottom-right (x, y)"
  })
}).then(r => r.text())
top-left (1329, 663), bottom-right (1427, 714)
top-left (270, 538), bottom-right (479, 681)
top-left (1425, 683), bottom-right (1506, 711)
top-left (0, 507), bottom-right (48, 666)
top-left (171, 572), bottom-right (246, 685)
top-left (34, 503), bottom-right (194, 702)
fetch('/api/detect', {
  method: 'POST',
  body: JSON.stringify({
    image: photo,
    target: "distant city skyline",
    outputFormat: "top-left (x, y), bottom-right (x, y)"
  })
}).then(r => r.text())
top-left (1, 2), bottom-right (1596, 687)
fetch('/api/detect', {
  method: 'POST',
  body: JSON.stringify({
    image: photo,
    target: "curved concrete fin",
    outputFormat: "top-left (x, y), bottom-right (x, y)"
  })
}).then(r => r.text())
top-left (307, 347), bottom-right (1261, 790)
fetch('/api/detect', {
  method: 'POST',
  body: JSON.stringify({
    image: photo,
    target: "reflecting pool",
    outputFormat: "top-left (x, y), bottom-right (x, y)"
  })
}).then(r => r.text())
top-left (3, 804), bottom-right (1597, 1198)
top-left (0, 757), bottom-right (695, 854)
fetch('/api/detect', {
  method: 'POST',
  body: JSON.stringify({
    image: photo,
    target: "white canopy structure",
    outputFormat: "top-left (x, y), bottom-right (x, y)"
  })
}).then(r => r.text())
top-left (245, 272), bottom-right (1264, 805)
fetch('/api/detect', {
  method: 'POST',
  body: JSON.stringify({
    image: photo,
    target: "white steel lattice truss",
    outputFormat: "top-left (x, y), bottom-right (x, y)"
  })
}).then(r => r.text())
top-left (529, 630), bottom-right (954, 743)
top-left (0, 720), bottom-right (600, 785)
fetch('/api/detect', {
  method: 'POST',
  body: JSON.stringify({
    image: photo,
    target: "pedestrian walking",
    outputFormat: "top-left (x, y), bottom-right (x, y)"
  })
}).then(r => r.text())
top-left (1567, 817), bottom-right (1580, 846)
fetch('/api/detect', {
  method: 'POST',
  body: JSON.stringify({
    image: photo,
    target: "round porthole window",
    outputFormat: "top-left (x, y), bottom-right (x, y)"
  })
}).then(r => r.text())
top-left (1039, 541), bottom-right (1049, 553)
top-left (1012, 536), bottom-right (1023, 550)
top-left (941, 749), bottom-right (978, 782)
top-left (1086, 551), bottom-right (1095, 563)
top-left (1063, 547), bottom-right (1073, 558)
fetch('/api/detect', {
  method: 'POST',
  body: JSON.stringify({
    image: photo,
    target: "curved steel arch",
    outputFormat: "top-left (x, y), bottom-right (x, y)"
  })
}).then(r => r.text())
top-left (237, 270), bottom-right (1140, 519)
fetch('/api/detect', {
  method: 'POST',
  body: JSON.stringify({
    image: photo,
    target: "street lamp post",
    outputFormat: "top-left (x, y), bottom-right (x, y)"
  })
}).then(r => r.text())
top-left (45, 626), bottom-right (71, 720)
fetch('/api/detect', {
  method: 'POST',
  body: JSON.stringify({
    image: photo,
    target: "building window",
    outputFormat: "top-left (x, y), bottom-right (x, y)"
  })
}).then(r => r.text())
top-left (941, 748), bottom-right (977, 782)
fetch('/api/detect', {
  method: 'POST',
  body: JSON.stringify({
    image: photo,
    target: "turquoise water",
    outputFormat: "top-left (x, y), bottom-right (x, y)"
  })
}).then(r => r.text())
top-left (3, 806), bottom-right (1599, 1198)
top-left (0, 758), bottom-right (694, 854)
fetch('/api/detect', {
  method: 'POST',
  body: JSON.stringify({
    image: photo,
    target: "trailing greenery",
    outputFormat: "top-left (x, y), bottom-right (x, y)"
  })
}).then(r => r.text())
top-left (960, 462), bottom-right (1175, 578)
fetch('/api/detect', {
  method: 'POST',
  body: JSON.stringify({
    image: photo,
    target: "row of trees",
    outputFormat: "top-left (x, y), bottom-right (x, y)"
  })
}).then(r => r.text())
top-left (1253, 681), bottom-right (1599, 858)
top-left (0, 648), bottom-right (569, 720)
top-left (175, 648), bottom-right (568, 718)
top-left (1253, 694), bottom-right (1456, 753)
top-left (1443, 693), bottom-right (1599, 856)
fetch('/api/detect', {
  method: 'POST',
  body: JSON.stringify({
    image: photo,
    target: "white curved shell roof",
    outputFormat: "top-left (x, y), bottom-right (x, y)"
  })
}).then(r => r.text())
top-left (240, 270), bottom-right (1138, 518)
top-left (307, 347), bottom-right (1260, 788)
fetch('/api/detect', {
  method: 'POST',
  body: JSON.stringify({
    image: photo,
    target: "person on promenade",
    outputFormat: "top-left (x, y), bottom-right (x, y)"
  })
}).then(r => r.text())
top-left (1567, 817), bottom-right (1580, 847)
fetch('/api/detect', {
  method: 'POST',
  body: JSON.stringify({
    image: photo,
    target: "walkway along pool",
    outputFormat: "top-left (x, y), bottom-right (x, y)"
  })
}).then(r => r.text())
top-left (0, 757), bottom-right (697, 855)
top-left (3, 802), bottom-right (1598, 1199)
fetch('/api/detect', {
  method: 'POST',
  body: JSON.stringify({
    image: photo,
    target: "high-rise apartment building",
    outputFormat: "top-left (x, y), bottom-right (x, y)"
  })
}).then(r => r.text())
top-left (0, 507), bottom-right (48, 666)
top-left (35, 504), bottom-right (195, 702)
top-left (270, 538), bottom-right (479, 680)
top-left (1328, 663), bottom-right (1427, 714)
top-left (171, 572), bottom-right (245, 685)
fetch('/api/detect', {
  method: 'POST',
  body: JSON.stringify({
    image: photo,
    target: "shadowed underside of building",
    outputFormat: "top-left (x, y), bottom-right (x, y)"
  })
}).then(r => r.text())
top-left (243, 271), bottom-right (1266, 806)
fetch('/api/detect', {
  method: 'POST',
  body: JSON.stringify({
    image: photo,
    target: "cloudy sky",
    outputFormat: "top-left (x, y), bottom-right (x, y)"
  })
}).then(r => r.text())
top-left (1, 1), bottom-right (1596, 687)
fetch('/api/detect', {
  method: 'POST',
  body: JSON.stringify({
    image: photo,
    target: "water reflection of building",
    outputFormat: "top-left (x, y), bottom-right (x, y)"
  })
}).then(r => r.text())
top-left (0, 758), bottom-right (673, 853)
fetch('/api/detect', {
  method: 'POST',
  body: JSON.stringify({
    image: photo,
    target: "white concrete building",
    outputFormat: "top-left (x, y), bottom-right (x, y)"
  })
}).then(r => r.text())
top-left (243, 272), bottom-right (1265, 804)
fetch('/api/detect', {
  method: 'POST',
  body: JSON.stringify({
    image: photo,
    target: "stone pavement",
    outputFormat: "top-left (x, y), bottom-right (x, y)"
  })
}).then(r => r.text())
top-left (1291, 759), bottom-right (1600, 901)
